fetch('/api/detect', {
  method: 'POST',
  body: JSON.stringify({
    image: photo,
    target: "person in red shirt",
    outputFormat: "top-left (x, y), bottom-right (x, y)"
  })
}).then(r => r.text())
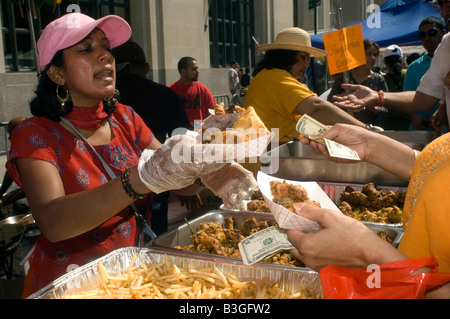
top-left (9, 13), bottom-right (244, 298)
top-left (169, 57), bottom-right (215, 124)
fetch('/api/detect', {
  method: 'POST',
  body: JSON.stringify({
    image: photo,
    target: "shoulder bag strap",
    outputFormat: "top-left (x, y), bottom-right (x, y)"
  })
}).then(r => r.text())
top-left (60, 117), bottom-right (156, 243)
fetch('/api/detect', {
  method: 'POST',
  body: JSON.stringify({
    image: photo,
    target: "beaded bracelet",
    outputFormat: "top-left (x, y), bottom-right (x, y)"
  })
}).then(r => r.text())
top-left (121, 168), bottom-right (146, 200)
top-left (376, 90), bottom-right (385, 108)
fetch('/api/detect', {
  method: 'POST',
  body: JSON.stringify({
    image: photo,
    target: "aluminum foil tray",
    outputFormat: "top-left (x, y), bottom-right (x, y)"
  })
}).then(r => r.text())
top-left (28, 246), bottom-right (323, 299)
top-left (260, 141), bottom-right (409, 187)
top-left (363, 223), bottom-right (403, 248)
top-left (151, 210), bottom-right (402, 261)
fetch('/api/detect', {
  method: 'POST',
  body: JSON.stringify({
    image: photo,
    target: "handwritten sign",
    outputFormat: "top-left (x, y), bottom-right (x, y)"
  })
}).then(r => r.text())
top-left (322, 24), bottom-right (366, 75)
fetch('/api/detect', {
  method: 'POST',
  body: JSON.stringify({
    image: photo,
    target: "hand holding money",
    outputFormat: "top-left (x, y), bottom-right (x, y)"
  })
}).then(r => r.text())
top-left (238, 227), bottom-right (295, 265)
top-left (296, 115), bottom-right (360, 161)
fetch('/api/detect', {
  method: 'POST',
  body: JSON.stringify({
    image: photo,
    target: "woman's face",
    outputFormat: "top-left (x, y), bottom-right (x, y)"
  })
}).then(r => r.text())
top-left (289, 52), bottom-right (310, 80)
top-left (364, 45), bottom-right (379, 69)
top-left (53, 29), bottom-right (116, 107)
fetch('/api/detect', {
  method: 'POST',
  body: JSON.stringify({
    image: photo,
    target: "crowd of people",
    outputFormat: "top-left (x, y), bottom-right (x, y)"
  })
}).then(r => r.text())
top-left (2, 0), bottom-right (450, 299)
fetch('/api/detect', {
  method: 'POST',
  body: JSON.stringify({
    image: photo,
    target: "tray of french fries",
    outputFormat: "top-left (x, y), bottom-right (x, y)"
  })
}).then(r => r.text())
top-left (27, 246), bottom-right (323, 299)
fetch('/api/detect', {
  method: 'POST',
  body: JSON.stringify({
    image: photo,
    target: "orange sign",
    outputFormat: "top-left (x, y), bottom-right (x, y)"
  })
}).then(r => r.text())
top-left (322, 24), bottom-right (366, 75)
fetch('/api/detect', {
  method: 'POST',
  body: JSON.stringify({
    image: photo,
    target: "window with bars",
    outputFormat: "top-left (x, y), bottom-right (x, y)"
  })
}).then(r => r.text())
top-left (1, 0), bottom-right (130, 72)
top-left (208, 0), bottom-right (254, 69)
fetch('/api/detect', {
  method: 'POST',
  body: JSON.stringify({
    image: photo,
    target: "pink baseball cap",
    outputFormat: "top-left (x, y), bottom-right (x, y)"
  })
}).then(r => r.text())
top-left (37, 13), bottom-right (132, 71)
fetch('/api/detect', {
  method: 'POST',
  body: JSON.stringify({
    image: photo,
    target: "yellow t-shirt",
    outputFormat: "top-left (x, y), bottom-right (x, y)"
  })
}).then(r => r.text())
top-left (244, 68), bottom-right (315, 143)
top-left (398, 134), bottom-right (450, 273)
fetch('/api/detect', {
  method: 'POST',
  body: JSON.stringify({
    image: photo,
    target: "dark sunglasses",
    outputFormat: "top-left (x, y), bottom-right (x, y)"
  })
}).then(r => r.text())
top-left (418, 28), bottom-right (441, 40)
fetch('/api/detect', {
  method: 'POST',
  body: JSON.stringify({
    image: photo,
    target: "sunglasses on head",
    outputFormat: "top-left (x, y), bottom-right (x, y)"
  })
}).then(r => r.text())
top-left (418, 28), bottom-right (441, 39)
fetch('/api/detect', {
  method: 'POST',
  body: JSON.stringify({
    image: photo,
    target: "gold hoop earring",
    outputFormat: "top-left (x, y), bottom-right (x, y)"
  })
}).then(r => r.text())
top-left (56, 85), bottom-right (70, 108)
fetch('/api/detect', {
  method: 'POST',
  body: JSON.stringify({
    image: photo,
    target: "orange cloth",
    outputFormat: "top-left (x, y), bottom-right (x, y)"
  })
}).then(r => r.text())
top-left (398, 134), bottom-right (450, 273)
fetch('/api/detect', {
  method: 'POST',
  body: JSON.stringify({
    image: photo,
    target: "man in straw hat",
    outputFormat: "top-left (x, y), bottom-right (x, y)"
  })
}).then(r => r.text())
top-left (244, 27), bottom-right (365, 143)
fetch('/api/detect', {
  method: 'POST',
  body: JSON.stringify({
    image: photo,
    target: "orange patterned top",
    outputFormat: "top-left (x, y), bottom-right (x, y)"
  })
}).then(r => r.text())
top-left (398, 133), bottom-right (450, 273)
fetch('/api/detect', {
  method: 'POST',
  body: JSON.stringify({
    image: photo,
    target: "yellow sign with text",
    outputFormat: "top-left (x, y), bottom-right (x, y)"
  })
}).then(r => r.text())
top-left (323, 24), bottom-right (366, 75)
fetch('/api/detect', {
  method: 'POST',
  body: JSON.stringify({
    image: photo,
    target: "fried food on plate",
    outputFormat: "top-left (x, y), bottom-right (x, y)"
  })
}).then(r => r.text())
top-left (232, 106), bottom-right (270, 139)
top-left (270, 180), bottom-right (320, 213)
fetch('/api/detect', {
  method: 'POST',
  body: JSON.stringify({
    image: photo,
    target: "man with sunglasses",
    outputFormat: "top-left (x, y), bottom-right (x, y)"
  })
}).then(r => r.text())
top-left (403, 16), bottom-right (446, 131)
top-left (332, 1), bottom-right (450, 132)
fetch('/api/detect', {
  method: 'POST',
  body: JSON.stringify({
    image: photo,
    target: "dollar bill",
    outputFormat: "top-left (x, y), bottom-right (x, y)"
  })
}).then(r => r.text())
top-left (296, 114), bottom-right (360, 161)
top-left (324, 138), bottom-right (360, 160)
top-left (238, 226), bottom-right (295, 265)
top-left (296, 114), bottom-right (327, 136)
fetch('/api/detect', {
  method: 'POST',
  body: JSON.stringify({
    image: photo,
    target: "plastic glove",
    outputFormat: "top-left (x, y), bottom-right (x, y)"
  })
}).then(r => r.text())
top-left (200, 162), bottom-right (258, 210)
top-left (138, 134), bottom-right (226, 194)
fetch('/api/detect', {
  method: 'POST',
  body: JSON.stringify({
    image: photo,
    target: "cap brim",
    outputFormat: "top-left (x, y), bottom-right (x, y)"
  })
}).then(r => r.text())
top-left (257, 43), bottom-right (328, 57)
top-left (95, 15), bottom-right (132, 49)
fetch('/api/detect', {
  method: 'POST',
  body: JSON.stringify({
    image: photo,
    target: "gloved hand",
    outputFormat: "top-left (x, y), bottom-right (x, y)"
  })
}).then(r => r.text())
top-left (138, 134), bottom-right (226, 194)
top-left (200, 162), bottom-right (258, 210)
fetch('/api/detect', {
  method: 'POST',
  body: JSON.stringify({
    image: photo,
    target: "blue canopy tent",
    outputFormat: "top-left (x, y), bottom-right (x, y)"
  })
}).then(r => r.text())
top-left (310, 0), bottom-right (443, 49)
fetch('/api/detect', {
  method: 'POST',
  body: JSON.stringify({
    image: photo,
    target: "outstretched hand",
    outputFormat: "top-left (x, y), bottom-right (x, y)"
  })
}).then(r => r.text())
top-left (331, 83), bottom-right (380, 111)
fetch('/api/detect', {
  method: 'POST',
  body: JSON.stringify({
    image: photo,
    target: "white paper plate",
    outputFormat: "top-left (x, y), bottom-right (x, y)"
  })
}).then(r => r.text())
top-left (257, 172), bottom-right (340, 233)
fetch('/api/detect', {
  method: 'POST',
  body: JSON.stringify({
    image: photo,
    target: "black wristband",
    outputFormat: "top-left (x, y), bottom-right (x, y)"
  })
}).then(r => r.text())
top-left (121, 168), bottom-right (146, 200)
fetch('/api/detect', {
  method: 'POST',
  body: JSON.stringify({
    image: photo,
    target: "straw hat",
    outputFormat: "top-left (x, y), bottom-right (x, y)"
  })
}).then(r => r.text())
top-left (257, 27), bottom-right (327, 57)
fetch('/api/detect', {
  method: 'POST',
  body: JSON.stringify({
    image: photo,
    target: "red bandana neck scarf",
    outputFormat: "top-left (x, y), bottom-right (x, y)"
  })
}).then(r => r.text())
top-left (63, 102), bottom-right (109, 130)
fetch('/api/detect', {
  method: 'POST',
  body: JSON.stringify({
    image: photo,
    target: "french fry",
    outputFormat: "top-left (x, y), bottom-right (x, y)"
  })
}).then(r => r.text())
top-left (62, 254), bottom-right (312, 299)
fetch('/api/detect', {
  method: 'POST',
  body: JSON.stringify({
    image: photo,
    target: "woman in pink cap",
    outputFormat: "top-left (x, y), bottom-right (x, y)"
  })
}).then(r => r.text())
top-left (5, 13), bottom-right (242, 297)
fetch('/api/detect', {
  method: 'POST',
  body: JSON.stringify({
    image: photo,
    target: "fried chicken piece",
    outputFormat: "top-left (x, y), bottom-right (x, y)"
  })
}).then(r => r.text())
top-left (362, 209), bottom-right (388, 223)
top-left (340, 191), bottom-right (370, 206)
top-left (251, 189), bottom-right (264, 200)
top-left (240, 217), bottom-right (269, 236)
top-left (270, 180), bottom-right (321, 213)
top-left (362, 182), bottom-right (380, 201)
top-left (338, 201), bottom-right (353, 216)
top-left (247, 199), bottom-right (270, 212)
top-left (385, 206), bottom-right (402, 224)
top-left (190, 221), bottom-right (230, 256)
top-left (223, 228), bottom-right (245, 244)
top-left (264, 251), bottom-right (304, 267)
top-left (224, 217), bottom-right (234, 230)
top-left (371, 195), bottom-right (395, 210)
top-left (270, 180), bottom-right (309, 202)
